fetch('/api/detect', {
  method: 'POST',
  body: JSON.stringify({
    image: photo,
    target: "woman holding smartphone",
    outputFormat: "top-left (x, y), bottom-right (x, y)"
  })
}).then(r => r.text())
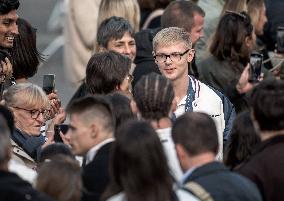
top-left (197, 11), bottom-right (268, 113)
top-left (3, 83), bottom-right (55, 169)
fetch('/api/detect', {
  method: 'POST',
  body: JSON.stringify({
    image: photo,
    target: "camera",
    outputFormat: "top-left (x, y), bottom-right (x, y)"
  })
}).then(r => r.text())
top-left (249, 52), bottom-right (263, 83)
top-left (54, 124), bottom-right (69, 143)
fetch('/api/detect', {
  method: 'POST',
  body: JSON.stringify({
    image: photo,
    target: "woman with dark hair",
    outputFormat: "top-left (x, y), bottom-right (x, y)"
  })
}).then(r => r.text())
top-left (105, 92), bottom-right (135, 131)
top-left (101, 120), bottom-right (198, 201)
top-left (198, 11), bottom-right (258, 113)
top-left (11, 18), bottom-right (44, 83)
top-left (224, 111), bottom-right (261, 169)
top-left (67, 51), bottom-right (132, 108)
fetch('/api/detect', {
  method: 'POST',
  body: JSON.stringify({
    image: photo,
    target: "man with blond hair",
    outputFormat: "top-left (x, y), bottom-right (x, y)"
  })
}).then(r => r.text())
top-left (152, 27), bottom-right (231, 160)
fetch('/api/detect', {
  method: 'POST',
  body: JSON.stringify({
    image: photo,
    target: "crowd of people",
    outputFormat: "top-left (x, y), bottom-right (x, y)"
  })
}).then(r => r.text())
top-left (0, 0), bottom-right (284, 201)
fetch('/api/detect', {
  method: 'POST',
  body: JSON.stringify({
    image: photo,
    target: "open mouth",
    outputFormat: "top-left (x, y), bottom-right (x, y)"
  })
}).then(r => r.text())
top-left (6, 36), bottom-right (14, 42)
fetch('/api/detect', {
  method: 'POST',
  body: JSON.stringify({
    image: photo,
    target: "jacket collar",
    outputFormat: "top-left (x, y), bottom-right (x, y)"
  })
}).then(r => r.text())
top-left (186, 161), bottom-right (227, 181)
top-left (252, 134), bottom-right (284, 156)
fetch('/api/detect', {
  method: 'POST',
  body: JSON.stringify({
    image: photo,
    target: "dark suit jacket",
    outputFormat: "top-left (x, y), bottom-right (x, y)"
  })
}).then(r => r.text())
top-left (237, 135), bottom-right (284, 201)
top-left (81, 142), bottom-right (113, 201)
top-left (184, 162), bottom-right (262, 201)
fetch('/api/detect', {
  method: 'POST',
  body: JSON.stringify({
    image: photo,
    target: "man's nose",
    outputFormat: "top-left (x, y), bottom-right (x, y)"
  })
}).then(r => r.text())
top-left (11, 23), bottom-right (19, 35)
top-left (123, 45), bottom-right (131, 54)
top-left (165, 55), bottom-right (172, 63)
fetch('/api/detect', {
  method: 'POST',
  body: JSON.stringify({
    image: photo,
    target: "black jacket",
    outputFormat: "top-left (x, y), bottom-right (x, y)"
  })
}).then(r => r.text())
top-left (132, 28), bottom-right (161, 87)
top-left (184, 162), bottom-right (262, 201)
top-left (237, 135), bottom-right (284, 201)
top-left (81, 142), bottom-right (113, 201)
top-left (0, 170), bottom-right (53, 201)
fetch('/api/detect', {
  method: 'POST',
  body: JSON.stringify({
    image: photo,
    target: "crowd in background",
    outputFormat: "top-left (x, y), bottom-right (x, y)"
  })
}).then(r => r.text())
top-left (0, 0), bottom-right (284, 201)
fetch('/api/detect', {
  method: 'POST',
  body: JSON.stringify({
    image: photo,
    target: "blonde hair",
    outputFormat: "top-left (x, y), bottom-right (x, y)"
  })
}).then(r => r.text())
top-left (97, 0), bottom-right (140, 33)
top-left (153, 27), bottom-right (192, 52)
top-left (221, 0), bottom-right (248, 16)
top-left (247, 0), bottom-right (265, 28)
top-left (4, 83), bottom-right (49, 109)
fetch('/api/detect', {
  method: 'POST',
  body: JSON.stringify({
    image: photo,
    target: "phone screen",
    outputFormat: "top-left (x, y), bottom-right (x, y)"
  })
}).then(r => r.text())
top-left (54, 124), bottom-right (69, 143)
top-left (249, 53), bottom-right (263, 83)
top-left (277, 27), bottom-right (284, 53)
top-left (43, 74), bottom-right (55, 94)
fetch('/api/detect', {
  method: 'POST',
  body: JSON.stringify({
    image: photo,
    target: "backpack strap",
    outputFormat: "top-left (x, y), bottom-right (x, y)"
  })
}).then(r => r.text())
top-left (185, 182), bottom-right (215, 201)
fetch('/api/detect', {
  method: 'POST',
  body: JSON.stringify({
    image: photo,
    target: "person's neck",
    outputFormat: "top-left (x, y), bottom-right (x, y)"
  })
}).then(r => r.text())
top-left (150, 117), bottom-right (172, 130)
top-left (14, 123), bottom-right (31, 137)
top-left (93, 131), bottom-right (114, 146)
top-left (173, 74), bottom-right (189, 104)
top-left (16, 78), bottom-right (28, 84)
top-left (0, 162), bottom-right (9, 171)
top-left (184, 152), bottom-right (216, 170)
top-left (260, 130), bottom-right (284, 141)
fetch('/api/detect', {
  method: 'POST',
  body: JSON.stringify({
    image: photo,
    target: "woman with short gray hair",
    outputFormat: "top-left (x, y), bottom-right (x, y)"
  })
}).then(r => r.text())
top-left (3, 83), bottom-right (51, 169)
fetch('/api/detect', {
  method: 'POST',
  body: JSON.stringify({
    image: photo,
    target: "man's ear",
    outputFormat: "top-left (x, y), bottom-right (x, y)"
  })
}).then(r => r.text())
top-left (175, 144), bottom-right (187, 160)
top-left (130, 100), bottom-right (138, 114)
top-left (89, 123), bottom-right (98, 139)
top-left (152, 51), bottom-right (158, 64)
top-left (187, 49), bottom-right (195, 63)
top-left (98, 46), bottom-right (107, 53)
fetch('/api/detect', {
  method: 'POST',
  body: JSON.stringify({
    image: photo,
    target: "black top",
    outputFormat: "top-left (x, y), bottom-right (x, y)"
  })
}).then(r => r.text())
top-left (0, 170), bottom-right (54, 201)
top-left (81, 142), bottom-right (113, 201)
top-left (237, 135), bottom-right (284, 201)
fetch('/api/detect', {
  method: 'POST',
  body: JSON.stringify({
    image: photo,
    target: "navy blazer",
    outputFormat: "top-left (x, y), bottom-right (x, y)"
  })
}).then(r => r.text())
top-left (81, 142), bottom-right (113, 201)
top-left (183, 162), bottom-right (262, 201)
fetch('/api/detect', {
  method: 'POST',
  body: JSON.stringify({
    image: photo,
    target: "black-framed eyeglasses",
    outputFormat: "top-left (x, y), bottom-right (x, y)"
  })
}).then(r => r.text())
top-left (154, 49), bottom-right (190, 63)
top-left (12, 106), bottom-right (48, 119)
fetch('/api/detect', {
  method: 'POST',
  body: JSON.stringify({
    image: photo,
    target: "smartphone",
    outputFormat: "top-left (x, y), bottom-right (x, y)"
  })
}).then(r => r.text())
top-left (249, 52), bottom-right (263, 83)
top-left (276, 26), bottom-right (284, 54)
top-left (54, 124), bottom-right (69, 143)
top-left (43, 74), bottom-right (55, 94)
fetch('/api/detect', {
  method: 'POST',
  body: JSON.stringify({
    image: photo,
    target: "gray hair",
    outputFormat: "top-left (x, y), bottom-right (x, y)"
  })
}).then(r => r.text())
top-left (153, 27), bottom-right (192, 52)
top-left (96, 16), bottom-right (135, 52)
top-left (3, 83), bottom-right (49, 109)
